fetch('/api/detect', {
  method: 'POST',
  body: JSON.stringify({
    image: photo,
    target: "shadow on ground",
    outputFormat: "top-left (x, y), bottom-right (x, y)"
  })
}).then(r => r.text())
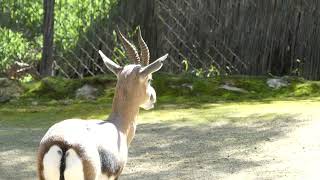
top-left (0, 113), bottom-right (300, 179)
top-left (123, 114), bottom-right (299, 179)
top-left (0, 128), bottom-right (45, 179)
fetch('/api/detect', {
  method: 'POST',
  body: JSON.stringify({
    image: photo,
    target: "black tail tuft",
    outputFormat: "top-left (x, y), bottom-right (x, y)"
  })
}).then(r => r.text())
top-left (59, 147), bottom-right (68, 180)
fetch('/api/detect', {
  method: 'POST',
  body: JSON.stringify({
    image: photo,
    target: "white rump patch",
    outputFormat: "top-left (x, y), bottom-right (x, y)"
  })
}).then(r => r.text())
top-left (43, 145), bottom-right (63, 180)
top-left (64, 148), bottom-right (84, 180)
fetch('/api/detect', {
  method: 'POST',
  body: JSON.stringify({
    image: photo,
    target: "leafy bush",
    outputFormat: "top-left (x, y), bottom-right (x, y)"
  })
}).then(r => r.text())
top-left (0, 0), bottom-right (118, 75)
top-left (54, 0), bottom-right (118, 52)
top-left (292, 82), bottom-right (320, 97)
top-left (0, 28), bottom-right (41, 72)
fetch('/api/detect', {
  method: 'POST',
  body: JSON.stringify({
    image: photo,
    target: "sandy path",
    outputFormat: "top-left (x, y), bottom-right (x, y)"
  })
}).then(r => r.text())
top-left (0, 101), bottom-right (319, 180)
top-left (122, 116), bottom-right (320, 179)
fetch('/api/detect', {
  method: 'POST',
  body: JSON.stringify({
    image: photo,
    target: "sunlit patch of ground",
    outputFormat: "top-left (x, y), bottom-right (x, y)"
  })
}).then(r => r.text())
top-left (0, 100), bottom-right (319, 179)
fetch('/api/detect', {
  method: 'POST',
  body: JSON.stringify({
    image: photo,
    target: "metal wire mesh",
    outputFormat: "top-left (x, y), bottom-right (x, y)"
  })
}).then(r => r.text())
top-left (2, 0), bottom-right (320, 79)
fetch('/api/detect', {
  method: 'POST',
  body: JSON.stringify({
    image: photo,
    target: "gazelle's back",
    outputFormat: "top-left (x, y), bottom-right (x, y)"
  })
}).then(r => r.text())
top-left (38, 119), bottom-right (127, 180)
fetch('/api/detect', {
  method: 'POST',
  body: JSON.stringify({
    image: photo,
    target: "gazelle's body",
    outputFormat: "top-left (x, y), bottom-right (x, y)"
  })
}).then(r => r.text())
top-left (38, 119), bottom-right (127, 180)
top-left (37, 28), bottom-right (168, 180)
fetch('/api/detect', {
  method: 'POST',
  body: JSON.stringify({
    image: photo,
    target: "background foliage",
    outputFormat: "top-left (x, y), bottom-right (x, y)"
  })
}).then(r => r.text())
top-left (0, 0), bottom-right (117, 74)
top-left (1, 0), bottom-right (320, 80)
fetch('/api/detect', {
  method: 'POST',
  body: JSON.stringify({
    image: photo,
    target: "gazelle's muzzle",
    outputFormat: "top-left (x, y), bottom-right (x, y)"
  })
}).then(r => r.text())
top-left (140, 86), bottom-right (156, 110)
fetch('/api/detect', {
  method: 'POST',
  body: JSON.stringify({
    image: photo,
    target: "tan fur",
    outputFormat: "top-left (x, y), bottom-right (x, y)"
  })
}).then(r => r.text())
top-left (108, 66), bottom-right (151, 143)
top-left (37, 66), bottom-right (152, 179)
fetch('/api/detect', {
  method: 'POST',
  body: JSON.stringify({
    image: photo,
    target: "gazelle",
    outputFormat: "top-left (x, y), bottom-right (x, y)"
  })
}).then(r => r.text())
top-left (37, 27), bottom-right (168, 180)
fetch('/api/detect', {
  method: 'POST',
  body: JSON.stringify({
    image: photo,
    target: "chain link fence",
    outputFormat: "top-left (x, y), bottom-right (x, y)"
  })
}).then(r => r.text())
top-left (155, 0), bottom-right (320, 79)
top-left (1, 0), bottom-right (320, 79)
top-left (53, 0), bottom-right (320, 80)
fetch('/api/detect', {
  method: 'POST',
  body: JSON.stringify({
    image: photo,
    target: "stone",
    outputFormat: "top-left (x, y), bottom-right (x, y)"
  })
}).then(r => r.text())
top-left (220, 84), bottom-right (249, 93)
top-left (0, 96), bottom-right (11, 103)
top-left (0, 78), bottom-right (24, 103)
top-left (31, 101), bottom-right (39, 106)
top-left (60, 99), bottom-right (73, 105)
top-left (0, 78), bottom-right (11, 87)
top-left (169, 83), bottom-right (193, 91)
top-left (267, 78), bottom-right (289, 89)
top-left (75, 84), bottom-right (98, 100)
top-left (181, 83), bottom-right (193, 90)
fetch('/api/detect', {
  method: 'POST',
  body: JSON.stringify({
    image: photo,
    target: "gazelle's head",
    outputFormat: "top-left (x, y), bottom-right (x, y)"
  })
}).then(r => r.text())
top-left (99, 27), bottom-right (168, 110)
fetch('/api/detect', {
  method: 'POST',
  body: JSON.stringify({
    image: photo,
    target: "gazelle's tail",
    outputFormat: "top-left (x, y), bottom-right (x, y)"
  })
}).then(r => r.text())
top-left (41, 145), bottom-right (84, 180)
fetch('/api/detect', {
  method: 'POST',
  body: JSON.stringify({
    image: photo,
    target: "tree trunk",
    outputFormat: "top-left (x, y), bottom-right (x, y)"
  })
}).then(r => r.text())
top-left (40, 0), bottom-right (55, 77)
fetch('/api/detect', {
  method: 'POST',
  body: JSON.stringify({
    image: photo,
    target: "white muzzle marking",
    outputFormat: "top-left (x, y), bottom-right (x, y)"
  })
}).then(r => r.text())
top-left (141, 85), bottom-right (156, 110)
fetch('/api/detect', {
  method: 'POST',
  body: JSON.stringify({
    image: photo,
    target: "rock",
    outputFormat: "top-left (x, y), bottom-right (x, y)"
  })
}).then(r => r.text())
top-left (181, 83), bottom-right (193, 90)
top-left (0, 96), bottom-right (11, 103)
top-left (0, 78), bottom-right (24, 103)
top-left (60, 99), bottom-right (73, 105)
top-left (169, 83), bottom-right (193, 91)
top-left (267, 78), bottom-right (289, 89)
top-left (75, 84), bottom-right (98, 100)
top-left (220, 84), bottom-right (249, 93)
top-left (31, 101), bottom-right (39, 106)
top-left (0, 78), bottom-right (11, 87)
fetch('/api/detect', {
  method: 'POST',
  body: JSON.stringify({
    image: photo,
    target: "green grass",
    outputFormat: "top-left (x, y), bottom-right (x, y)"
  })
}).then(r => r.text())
top-left (154, 74), bottom-right (320, 103)
top-left (18, 74), bottom-right (320, 102)
top-left (1, 98), bottom-right (320, 129)
top-left (1, 74), bottom-right (320, 128)
top-left (0, 101), bottom-right (109, 127)
top-left (22, 75), bottom-right (116, 99)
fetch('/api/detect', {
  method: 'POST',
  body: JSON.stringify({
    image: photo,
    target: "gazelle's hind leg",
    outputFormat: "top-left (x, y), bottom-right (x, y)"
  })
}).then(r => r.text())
top-left (64, 148), bottom-right (85, 180)
top-left (43, 145), bottom-right (63, 180)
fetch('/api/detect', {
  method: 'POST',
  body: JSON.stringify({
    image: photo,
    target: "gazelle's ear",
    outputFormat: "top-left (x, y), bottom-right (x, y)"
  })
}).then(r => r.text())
top-left (139, 54), bottom-right (168, 77)
top-left (98, 50), bottom-right (122, 75)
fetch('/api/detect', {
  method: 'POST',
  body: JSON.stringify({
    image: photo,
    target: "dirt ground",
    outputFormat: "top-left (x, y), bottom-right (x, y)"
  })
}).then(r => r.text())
top-left (0, 101), bottom-right (320, 180)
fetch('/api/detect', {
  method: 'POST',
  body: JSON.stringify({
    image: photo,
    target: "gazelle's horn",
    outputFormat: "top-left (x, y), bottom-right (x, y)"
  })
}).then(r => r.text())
top-left (116, 27), bottom-right (140, 64)
top-left (138, 27), bottom-right (150, 66)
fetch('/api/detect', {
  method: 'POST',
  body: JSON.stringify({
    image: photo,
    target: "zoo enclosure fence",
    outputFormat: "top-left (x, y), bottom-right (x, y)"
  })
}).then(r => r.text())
top-left (2, 0), bottom-right (320, 80)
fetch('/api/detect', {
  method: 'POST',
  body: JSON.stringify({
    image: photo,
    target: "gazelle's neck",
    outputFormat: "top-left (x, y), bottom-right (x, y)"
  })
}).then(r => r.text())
top-left (108, 88), bottom-right (140, 145)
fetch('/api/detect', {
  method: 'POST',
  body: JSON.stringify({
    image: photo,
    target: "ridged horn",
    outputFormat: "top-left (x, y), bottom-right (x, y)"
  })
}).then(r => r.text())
top-left (138, 27), bottom-right (150, 66)
top-left (116, 27), bottom-right (140, 64)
